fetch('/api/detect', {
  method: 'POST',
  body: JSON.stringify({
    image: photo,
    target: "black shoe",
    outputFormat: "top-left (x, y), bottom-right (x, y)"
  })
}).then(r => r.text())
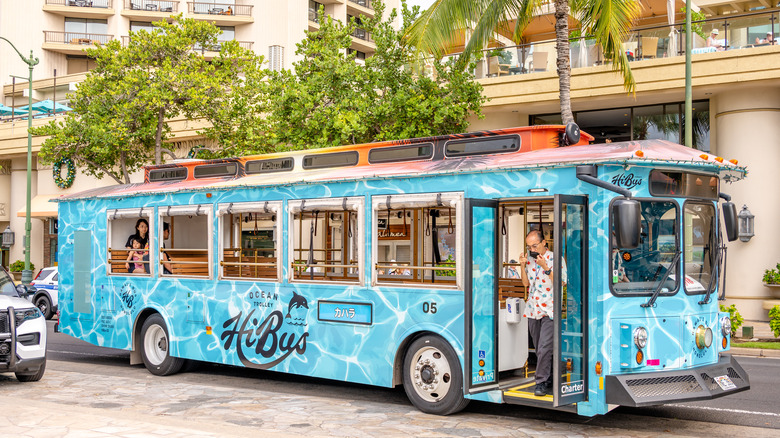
top-left (534, 383), bottom-right (546, 397)
top-left (545, 381), bottom-right (554, 394)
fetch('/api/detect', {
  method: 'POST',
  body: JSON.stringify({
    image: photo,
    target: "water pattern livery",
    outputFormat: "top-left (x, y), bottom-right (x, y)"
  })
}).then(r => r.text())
top-left (55, 125), bottom-right (748, 416)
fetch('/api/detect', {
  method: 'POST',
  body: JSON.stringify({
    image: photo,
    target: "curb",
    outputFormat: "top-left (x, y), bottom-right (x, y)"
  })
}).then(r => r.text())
top-left (730, 347), bottom-right (780, 358)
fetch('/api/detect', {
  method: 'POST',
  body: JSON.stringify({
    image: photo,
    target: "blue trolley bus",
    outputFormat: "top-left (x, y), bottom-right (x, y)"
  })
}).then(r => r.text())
top-left (55, 124), bottom-right (749, 416)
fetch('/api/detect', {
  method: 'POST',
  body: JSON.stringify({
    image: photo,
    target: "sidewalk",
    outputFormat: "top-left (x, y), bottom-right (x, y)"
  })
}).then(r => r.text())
top-left (730, 320), bottom-right (780, 358)
top-left (2, 360), bottom-right (777, 438)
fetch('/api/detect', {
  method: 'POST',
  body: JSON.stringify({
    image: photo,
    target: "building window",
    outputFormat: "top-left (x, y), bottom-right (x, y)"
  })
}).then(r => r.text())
top-left (65, 18), bottom-right (108, 37)
top-left (309, 1), bottom-right (323, 22)
top-left (531, 100), bottom-right (710, 151)
top-left (268, 45), bottom-right (284, 71)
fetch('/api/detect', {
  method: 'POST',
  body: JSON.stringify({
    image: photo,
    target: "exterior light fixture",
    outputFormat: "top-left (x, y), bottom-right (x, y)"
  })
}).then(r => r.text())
top-left (738, 204), bottom-right (754, 242)
top-left (2, 226), bottom-right (14, 247)
top-left (528, 188), bottom-right (548, 193)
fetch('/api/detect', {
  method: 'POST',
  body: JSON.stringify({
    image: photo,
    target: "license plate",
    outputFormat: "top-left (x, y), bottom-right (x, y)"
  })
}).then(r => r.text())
top-left (714, 375), bottom-right (737, 390)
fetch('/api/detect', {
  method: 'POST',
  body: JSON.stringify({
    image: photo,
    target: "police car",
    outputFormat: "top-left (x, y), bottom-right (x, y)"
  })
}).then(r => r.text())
top-left (30, 267), bottom-right (58, 320)
top-left (0, 265), bottom-right (47, 382)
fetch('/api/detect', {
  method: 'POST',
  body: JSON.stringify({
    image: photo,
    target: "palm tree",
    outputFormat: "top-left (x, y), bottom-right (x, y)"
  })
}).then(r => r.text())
top-left (405, 0), bottom-right (640, 124)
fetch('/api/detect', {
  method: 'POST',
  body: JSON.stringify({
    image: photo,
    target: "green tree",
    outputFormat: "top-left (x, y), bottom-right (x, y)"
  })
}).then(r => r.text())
top-left (405, 0), bottom-right (640, 125)
top-left (240, 1), bottom-right (485, 150)
top-left (33, 16), bottom-right (261, 183)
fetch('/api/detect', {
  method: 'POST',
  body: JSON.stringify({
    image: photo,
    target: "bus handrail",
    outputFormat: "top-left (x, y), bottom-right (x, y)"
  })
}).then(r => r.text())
top-left (220, 261), bottom-right (276, 267)
top-left (291, 262), bottom-right (358, 269)
top-left (375, 264), bottom-right (455, 272)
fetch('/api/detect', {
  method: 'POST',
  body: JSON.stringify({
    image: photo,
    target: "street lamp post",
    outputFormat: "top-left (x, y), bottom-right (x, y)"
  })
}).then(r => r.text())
top-left (1, 36), bottom-right (39, 285)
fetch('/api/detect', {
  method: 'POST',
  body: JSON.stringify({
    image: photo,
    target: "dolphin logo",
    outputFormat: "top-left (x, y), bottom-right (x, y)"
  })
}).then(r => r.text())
top-left (285, 291), bottom-right (309, 319)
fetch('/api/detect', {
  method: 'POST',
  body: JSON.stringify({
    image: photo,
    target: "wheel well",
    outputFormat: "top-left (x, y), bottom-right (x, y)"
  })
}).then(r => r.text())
top-left (393, 330), bottom-right (437, 387)
top-left (33, 291), bottom-right (51, 302)
top-left (130, 308), bottom-right (159, 365)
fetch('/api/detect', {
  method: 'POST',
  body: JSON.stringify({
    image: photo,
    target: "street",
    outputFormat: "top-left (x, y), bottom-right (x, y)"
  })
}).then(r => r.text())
top-left (20, 321), bottom-right (776, 437)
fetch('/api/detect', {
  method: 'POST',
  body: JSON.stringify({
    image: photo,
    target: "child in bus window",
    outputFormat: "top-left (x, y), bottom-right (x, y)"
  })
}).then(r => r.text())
top-left (125, 236), bottom-right (146, 274)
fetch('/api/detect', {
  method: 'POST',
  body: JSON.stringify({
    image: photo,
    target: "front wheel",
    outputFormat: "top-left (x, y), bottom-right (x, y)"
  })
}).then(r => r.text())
top-left (16, 357), bottom-right (46, 382)
top-left (35, 295), bottom-right (53, 320)
top-left (140, 314), bottom-right (184, 376)
top-left (402, 335), bottom-right (469, 415)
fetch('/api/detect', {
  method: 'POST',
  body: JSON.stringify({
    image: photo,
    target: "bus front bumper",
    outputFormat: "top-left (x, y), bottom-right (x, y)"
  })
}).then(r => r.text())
top-left (605, 354), bottom-right (750, 407)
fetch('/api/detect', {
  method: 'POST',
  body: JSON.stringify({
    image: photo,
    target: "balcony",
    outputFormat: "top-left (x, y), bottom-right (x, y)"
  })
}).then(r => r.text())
top-left (194, 40), bottom-right (254, 59)
top-left (121, 1), bottom-right (179, 20)
top-left (347, 0), bottom-right (375, 19)
top-left (350, 28), bottom-right (375, 53)
top-left (42, 31), bottom-right (114, 55)
top-left (465, 8), bottom-right (779, 80)
top-left (43, 0), bottom-right (115, 19)
top-left (187, 2), bottom-right (254, 26)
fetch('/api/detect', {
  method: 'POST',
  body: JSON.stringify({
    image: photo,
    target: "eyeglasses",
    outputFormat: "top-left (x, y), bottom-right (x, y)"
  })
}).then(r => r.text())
top-left (526, 241), bottom-right (543, 250)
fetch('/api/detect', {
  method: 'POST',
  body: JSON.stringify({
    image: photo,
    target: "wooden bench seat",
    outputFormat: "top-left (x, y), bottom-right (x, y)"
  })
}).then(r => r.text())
top-left (499, 278), bottom-right (526, 308)
top-left (165, 249), bottom-right (209, 277)
top-left (223, 251), bottom-right (277, 279)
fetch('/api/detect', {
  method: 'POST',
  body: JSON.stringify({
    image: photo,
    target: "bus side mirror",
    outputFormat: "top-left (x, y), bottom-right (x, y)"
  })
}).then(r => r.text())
top-left (613, 198), bottom-right (640, 249)
top-left (722, 201), bottom-right (738, 242)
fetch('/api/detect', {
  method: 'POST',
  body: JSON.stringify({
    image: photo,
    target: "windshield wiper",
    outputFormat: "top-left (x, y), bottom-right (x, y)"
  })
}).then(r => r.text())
top-left (699, 243), bottom-right (724, 305)
top-left (641, 251), bottom-right (681, 308)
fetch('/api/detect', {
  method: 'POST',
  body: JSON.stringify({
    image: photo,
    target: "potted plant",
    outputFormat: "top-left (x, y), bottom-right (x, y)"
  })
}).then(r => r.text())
top-left (763, 262), bottom-right (780, 298)
top-left (9, 259), bottom-right (34, 281)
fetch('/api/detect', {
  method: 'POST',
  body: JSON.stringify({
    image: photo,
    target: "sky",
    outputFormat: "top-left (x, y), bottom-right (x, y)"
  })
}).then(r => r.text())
top-left (404, 0), bottom-right (436, 11)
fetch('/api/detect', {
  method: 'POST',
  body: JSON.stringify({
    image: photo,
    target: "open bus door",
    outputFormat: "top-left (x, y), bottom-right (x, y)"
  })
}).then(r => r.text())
top-left (464, 199), bottom-right (500, 394)
top-left (553, 195), bottom-right (588, 407)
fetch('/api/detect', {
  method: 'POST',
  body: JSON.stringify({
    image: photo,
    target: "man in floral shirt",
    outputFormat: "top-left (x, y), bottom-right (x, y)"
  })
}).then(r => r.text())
top-left (519, 230), bottom-right (566, 396)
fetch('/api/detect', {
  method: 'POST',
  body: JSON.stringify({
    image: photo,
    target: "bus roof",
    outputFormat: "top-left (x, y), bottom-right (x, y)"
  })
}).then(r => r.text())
top-left (55, 125), bottom-right (746, 202)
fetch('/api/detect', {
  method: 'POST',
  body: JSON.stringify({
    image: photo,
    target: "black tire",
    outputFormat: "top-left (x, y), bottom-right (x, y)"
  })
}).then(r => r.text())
top-left (16, 357), bottom-right (46, 382)
top-left (35, 295), bottom-right (53, 320)
top-left (140, 314), bottom-right (184, 376)
top-left (402, 335), bottom-right (469, 415)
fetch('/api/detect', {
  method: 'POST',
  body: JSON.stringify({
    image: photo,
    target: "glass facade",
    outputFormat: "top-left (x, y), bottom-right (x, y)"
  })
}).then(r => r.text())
top-left (531, 100), bottom-right (710, 151)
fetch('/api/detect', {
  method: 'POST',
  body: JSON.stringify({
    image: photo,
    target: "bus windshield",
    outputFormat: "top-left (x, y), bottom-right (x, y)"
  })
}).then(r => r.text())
top-left (611, 200), bottom-right (679, 295)
top-left (683, 202), bottom-right (718, 295)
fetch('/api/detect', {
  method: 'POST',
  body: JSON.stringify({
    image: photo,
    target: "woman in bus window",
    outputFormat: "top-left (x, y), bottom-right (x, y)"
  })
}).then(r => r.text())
top-left (125, 218), bottom-right (149, 249)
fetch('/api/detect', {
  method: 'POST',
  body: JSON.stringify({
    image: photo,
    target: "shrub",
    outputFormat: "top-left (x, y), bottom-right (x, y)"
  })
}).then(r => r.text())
top-left (9, 260), bottom-right (34, 272)
top-left (763, 263), bottom-right (780, 284)
top-left (769, 305), bottom-right (780, 338)
top-left (719, 303), bottom-right (744, 337)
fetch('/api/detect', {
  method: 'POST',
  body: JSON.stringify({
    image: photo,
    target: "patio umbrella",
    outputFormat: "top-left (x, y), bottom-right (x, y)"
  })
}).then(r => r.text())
top-left (18, 99), bottom-right (72, 114)
top-left (0, 105), bottom-right (27, 116)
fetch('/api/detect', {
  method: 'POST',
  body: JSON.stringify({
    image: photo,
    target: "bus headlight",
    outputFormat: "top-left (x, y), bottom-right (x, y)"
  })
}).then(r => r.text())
top-left (720, 316), bottom-right (731, 337)
top-left (695, 325), bottom-right (713, 349)
top-left (633, 327), bottom-right (648, 349)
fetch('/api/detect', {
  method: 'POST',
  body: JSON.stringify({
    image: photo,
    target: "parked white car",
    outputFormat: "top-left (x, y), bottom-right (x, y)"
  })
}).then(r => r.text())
top-left (0, 266), bottom-right (47, 382)
top-left (30, 266), bottom-right (58, 320)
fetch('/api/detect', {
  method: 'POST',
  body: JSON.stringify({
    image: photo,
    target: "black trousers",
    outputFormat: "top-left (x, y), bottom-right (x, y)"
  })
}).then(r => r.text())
top-left (528, 316), bottom-right (553, 385)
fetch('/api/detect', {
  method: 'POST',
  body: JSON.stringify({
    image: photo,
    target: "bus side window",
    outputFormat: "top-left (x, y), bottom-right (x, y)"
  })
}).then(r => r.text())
top-left (373, 194), bottom-right (461, 287)
top-left (160, 205), bottom-right (212, 278)
top-left (218, 202), bottom-right (281, 281)
top-left (106, 210), bottom-right (152, 276)
top-left (289, 198), bottom-right (362, 283)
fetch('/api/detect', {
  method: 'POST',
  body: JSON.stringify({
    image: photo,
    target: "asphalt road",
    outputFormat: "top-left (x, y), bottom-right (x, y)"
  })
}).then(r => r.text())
top-left (46, 321), bottom-right (780, 431)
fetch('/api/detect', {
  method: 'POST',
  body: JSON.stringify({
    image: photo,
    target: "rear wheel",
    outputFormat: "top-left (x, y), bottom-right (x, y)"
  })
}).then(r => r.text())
top-left (16, 357), bottom-right (46, 382)
top-left (140, 314), bottom-right (184, 376)
top-left (35, 295), bottom-right (53, 320)
top-left (402, 335), bottom-right (469, 415)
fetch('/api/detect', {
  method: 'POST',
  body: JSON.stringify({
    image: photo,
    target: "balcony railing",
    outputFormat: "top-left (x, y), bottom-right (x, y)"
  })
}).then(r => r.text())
top-left (194, 40), bottom-right (254, 52)
top-left (467, 9), bottom-right (778, 79)
top-left (347, 0), bottom-right (373, 10)
top-left (187, 2), bottom-right (253, 17)
top-left (308, 9), bottom-right (320, 23)
top-left (352, 28), bottom-right (371, 42)
top-left (125, 1), bottom-right (178, 12)
top-left (46, 0), bottom-right (113, 8)
top-left (43, 31), bottom-right (114, 46)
